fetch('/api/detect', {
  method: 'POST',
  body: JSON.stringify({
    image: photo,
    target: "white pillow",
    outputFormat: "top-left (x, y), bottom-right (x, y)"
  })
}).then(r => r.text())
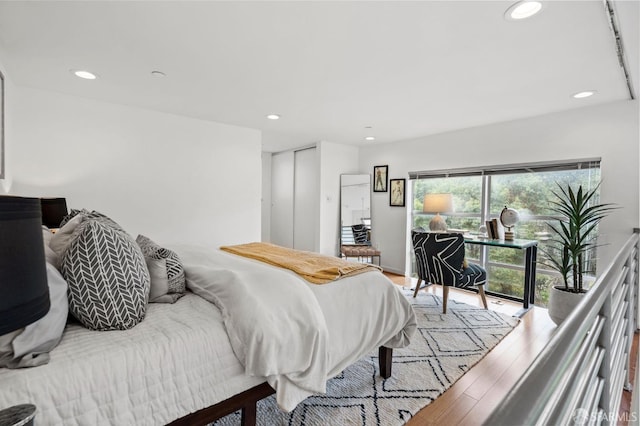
top-left (49, 214), bottom-right (84, 263)
top-left (13, 264), bottom-right (68, 358)
top-left (42, 226), bottom-right (61, 267)
top-left (0, 263), bottom-right (69, 368)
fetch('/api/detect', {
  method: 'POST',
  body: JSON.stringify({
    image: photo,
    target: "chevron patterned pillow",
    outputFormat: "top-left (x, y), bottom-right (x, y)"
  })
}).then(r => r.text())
top-left (60, 208), bottom-right (125, 232)
top-left (61, 220), bottom-right (150, 330)
top-left (135, 234), bottom-right (186, 303)
top-left (52, 209), bottom-right (128, 268)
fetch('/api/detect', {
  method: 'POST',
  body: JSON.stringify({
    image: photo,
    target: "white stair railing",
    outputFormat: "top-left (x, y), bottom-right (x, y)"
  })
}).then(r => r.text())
top-left (484, 231), bottom-right (639, 425)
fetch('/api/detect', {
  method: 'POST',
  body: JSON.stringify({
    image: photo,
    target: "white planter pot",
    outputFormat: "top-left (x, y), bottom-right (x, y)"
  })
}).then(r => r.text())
top-left (547, 285), bottom-right (587, 326)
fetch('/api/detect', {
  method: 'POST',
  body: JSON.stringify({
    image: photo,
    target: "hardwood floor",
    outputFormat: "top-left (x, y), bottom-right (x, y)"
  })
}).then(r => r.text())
top-left (618, 334), bottom-right (638, 426)
top-left (383, 272), bottom-right (638, 426)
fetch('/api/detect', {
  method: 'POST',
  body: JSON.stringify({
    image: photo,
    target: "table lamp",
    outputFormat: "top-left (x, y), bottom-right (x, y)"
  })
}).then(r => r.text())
top-left (423, 193), bottom-right (453, 231)
top-left (0, 196), bottom-right (50, 336)
top-left (40, 197), bottom-right (68, 229)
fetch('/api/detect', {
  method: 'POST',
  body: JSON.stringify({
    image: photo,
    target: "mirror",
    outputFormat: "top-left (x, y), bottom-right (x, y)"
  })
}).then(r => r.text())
top-left (340, 174), bottom-right (371, 246)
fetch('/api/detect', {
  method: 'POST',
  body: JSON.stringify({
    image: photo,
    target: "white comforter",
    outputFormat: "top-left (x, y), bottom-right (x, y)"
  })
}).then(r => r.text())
top-left (0, 246), bottom-right (416, 424)
top-left (176, 246), bottom-right (417, 412)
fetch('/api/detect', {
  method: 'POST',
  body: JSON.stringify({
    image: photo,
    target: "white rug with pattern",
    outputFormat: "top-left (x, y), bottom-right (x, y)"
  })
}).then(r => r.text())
top-left (214, 289), bottom-right (520, 426)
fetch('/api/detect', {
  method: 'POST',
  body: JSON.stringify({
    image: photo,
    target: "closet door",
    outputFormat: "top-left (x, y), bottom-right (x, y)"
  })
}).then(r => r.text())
top-left (270, 151), bottom-right (294, 248)
top-left (293, 147), bottom-right (318, 251)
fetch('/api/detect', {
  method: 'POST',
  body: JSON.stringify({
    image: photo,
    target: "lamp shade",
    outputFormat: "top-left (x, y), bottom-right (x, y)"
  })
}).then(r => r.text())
top-left (423, 193), bottom-right (453, 214)
top-left (0, 196), bottom-right (50, 335)
top-left (40, 197), bottom-right (68, 229)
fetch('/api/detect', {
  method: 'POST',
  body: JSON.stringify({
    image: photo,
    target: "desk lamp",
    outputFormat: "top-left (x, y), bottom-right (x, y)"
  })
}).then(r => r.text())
top-left (423, 193), bottom-right (453, 232)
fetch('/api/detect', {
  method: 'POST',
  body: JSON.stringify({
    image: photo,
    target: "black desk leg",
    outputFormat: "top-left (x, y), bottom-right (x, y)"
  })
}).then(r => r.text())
top-left (530, 245), bottom-right (537, 305)
top-left (523, 246), bottom-right (537, 309)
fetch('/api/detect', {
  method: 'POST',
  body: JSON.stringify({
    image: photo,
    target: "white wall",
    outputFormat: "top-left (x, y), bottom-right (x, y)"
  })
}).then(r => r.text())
top-left (317, 141), bottom-right (359, 256)
top-left (360, 100), bottom-right (640, 275)
top-left (260, 152), bottom-right (272, 242)
top-left (6, 85), bottom-right (262, 248)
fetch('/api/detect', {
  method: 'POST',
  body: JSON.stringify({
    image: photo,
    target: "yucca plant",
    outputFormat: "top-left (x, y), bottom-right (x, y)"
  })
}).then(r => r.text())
top-left (542, 183), bottom-right (616, 293)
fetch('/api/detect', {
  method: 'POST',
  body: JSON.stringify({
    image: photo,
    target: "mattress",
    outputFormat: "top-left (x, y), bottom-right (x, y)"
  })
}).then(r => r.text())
top-left (0, 293), bottom-right (263, 425)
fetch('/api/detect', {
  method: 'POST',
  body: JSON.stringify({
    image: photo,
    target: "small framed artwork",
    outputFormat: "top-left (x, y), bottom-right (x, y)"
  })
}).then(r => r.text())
top-left (373, 165), bottom-right (388, 192)
top-left (390, 179), bottom-right (406, 207)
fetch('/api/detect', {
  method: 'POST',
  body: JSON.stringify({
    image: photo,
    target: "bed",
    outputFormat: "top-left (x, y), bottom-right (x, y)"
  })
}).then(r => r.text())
top-left (0, 237), bottom-right (416, 425)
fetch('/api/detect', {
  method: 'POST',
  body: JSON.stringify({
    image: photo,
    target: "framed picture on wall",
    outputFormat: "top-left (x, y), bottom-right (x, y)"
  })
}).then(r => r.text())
top-left (390, 178), bottom-right (406, 207)
top-left (373, 165), bottom-right (388, 192)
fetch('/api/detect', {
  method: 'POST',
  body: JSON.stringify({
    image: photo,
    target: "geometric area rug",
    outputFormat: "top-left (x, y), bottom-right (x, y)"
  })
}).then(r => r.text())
top-left (213, 289), bottom-right (520, 426)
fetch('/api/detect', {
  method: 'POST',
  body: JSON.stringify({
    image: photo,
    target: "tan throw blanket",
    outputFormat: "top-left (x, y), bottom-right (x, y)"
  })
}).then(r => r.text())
top-left (220, 242), bottom-right (381, 284)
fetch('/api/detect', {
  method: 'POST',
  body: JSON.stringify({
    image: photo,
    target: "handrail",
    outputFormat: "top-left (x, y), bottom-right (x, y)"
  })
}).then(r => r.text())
top-left (484, 232), bottom-right (639, 425)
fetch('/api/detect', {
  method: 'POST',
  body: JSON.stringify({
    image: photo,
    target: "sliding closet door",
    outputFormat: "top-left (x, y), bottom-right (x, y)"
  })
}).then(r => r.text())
top-left (293, 147), bottom-right (319, 251)
top-left (270, 151), bottom-right (294, 248)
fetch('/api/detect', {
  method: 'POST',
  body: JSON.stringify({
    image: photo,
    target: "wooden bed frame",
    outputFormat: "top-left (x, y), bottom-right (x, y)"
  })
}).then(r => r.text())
top-left (169, 347), bottom-right (393, 426)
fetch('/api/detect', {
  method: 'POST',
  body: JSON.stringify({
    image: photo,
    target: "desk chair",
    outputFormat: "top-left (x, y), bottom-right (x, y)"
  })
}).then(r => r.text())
top-left (411, 230), bottom-right (488, 313)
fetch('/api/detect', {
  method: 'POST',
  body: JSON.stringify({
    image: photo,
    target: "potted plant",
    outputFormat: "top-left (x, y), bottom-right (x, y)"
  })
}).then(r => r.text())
top-left (542, 183), bottom-right (616, 325)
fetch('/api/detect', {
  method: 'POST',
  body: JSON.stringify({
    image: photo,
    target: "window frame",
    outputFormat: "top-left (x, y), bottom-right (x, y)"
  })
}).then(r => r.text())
top-left (409, 158), bottom-right (602, 305)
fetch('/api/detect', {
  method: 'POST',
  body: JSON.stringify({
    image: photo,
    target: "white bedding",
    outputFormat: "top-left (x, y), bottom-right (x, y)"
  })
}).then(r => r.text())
top-left (0, 245), bottom-right (416, 425)
top-left (0, 293), bottom-right (262, 425)
top-left (177, 246), bottom-right (417, 412)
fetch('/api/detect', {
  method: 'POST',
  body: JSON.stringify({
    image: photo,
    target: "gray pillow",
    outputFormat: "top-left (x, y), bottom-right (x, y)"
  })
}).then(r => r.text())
top-left (62, 220), bottom-right (150, 330)
top-left (136, 235), bottom-right (186, 303)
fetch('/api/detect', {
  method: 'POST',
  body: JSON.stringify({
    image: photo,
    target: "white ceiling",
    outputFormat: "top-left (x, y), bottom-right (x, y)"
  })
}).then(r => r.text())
top-left (0, 1), bottom-right (637, 152)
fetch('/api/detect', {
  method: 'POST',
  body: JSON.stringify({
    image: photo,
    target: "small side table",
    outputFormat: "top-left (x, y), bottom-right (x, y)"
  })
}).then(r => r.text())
top-left (0, 404), bottom-right (36, 426)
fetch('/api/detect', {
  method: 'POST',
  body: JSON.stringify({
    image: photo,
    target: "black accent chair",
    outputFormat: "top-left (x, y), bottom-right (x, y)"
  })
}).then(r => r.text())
top-left (411, 230), bottom-right (488, 314)
top-left (351, 224), bottom-right (369, 244)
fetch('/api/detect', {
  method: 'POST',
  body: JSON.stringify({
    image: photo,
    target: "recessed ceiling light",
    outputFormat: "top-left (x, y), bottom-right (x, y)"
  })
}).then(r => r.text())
top-left (505, 1), bottom-right (543, 20)
top-left (151, 70), bottom-right (166, 78)
top-left (72, 70), bottom-right (97, 80)
top-left (365, 136), bottom-right (375, 141)
top-left (266, 114), bottom-right (280, 120)
top-left (572, 90), bottom-right (596, 99)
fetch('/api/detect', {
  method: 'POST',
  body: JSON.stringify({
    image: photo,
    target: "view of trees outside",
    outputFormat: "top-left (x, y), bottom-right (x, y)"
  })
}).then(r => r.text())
top-left (410, 167), bottom-right (601, 307)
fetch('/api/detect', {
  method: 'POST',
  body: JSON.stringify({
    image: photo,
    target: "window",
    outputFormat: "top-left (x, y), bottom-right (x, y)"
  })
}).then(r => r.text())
top-left (410, 159), bottom-right (601, 307)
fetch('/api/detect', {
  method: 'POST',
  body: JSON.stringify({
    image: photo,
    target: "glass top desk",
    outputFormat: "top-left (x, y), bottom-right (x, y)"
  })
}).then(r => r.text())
top-left (463, 236), bottom-right (538, 316)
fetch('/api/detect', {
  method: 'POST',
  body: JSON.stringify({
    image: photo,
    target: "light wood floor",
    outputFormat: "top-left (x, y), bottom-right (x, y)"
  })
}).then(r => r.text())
top-left (384, 272), bottom-right (637, 426)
